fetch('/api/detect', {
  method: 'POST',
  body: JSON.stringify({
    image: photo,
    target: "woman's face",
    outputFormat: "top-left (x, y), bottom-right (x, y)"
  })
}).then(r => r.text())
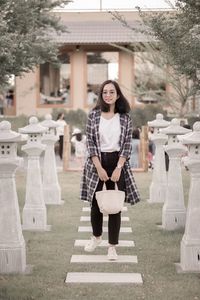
top-left (102, 83), bottom-right (118, 107)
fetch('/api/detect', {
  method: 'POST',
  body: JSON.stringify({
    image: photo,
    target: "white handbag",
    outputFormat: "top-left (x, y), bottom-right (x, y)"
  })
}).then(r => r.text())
top-left (96, 183), bottom-right (125, 215)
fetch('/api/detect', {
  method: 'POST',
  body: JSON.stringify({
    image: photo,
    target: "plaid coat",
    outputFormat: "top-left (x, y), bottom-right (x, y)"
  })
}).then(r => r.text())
top-left (80, 108), bottom-right (140, 205)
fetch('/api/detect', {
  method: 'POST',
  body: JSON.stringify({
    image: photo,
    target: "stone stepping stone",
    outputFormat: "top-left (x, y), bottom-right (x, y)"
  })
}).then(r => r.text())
top-left (80, 216), bottom-right (130, 222)
top-left (82, 206), bottom-right (128, 212)
top-left (65, 272), bottom-right (143, 284)
top-left (71, 255), bottom-right (138, 263)
top-left (78, 226), bottom-right (132, 233)
top-left (74, 239), bottom-right (135, 247)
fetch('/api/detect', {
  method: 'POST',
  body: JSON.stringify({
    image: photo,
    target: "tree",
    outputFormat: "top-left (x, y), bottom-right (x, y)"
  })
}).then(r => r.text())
top-left (138, 0), bottom-right (200, 81)
top-left (137, 1), bottom-right (200, 116)
top-left (0, 0), bottom-right (69, 87)
top-left (111, 3), bottom-right (200, 117)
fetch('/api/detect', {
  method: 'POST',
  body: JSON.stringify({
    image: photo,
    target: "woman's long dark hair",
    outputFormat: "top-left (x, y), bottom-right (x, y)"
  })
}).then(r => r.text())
top-left (95, 80), bottom-right (131, 114)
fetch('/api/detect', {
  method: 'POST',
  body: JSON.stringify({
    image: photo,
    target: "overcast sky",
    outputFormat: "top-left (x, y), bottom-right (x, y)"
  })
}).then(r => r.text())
top-left (64, 0), bottom-right (176, 10)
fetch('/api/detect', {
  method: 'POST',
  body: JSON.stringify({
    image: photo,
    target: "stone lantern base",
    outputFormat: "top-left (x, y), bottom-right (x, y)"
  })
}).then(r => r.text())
top-left (180, 238), bottom-right (200, 272)
top-left (162, 208), bottom-right (186, 230)
top-left (148, 182), bottom-right (166, 203)
top-left (43, 185), bottom-right (64, 205)
top-left (22, 207), bottom-right (51, 231)
top-left (0, 243), bottom-right (26, 274)
top-left (176, 237), bottom-right (200, 273)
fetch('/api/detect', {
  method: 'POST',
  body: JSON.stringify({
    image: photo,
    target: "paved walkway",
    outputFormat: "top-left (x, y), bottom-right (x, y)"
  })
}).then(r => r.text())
top-left (65, 202), bottom-right (143, 284)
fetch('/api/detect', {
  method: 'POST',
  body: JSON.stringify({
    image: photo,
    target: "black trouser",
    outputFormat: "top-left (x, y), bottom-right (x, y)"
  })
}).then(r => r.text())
top-left (59, 135), bottom-right (64, 159)
top-left (91, 152), bottom-right (125, 245)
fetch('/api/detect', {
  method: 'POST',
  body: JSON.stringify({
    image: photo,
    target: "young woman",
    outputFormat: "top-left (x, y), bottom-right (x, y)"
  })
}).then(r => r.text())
top-left (80, 80), bottom-right (140, 260)
top-left (56, 112), bottom-right (67, 160)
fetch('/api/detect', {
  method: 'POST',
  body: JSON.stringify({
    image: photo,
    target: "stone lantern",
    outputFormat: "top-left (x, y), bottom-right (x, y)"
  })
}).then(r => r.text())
top-left (19, 117), bottom-right (51, 231)
top-left (0, 121), bottom-right (27, 273)
top-left (161, 119), bottom-right (191, 230)
top-left (41, 114), bottom-right (63, 205)
top-left (147, 114), bottom-right (170, 203)
top-left (176, 121), bottom-right (200, 272)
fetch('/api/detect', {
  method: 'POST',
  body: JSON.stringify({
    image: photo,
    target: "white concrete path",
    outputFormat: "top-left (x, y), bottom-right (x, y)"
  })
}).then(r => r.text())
top-left (65, 204), bottom-right (143, 284)
top-left (74, 239), bottom-right (135, 247)
top-left (71, 255), bottom-right (138, 263)
top-left (66, 272), bottom-right (143, 284)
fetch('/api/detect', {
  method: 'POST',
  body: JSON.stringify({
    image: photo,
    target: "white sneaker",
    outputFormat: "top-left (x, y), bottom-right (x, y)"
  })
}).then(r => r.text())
top-left (107, 246), bottom-right (118, 260)
top-left (84, 236), bottom-right (102, 252)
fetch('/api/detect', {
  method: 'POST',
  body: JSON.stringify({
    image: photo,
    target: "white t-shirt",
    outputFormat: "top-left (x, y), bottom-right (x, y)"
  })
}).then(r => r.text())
top-left (56, 119), bottom-right (67, 136)
top-left (99, 113), bottom-right (121, 152)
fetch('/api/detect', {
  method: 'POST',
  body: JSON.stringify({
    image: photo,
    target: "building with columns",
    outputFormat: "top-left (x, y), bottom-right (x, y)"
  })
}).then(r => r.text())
top-left (11, 9), bottom-right (155, 117)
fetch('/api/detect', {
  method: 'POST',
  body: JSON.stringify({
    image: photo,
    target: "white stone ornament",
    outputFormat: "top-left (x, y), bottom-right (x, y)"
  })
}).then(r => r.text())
top-left (0, 121), bottom-right (28, 274)
top-left (176, 121), bottom-right (200, 272)
top-left (19, 117), bottom-right (51, 231)
top-left (161, 118), bottom-right (191, 230)
top-left (41, 114), bottom-right (63, 205)
top-left (147, 114), bottom-right (170, 203)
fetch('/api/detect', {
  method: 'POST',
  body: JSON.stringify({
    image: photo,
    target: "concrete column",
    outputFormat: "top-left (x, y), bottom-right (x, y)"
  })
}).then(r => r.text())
top-left (177, 122), bottom-right (200, 272)
top-left (161, 119), bottom-right (191, 230)
top-left (15, 68), bottom-right (38, 116)
top-left (0, 121), bottom-right (27, 274)
top-left (118, 50), bottom-right (135, 106)
top-left (41, 114), bottom-right (63, 205)
top-left (70, 50), bottom-right (87, 109)
top-left (19, 117), bottom-right (51, 231)
top-left (63, 124), bottom-right (71, 171)
top-left (147, 114), bottom-right (170, 203)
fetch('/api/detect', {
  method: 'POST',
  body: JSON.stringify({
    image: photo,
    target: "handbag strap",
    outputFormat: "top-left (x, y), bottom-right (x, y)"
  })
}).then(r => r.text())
top-left (102, 182), bottom-right (118, 190)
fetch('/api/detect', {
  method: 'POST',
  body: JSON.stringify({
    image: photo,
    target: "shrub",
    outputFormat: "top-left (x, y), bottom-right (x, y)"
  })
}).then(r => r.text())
top-left (130, 104), bottom-right (169, 128)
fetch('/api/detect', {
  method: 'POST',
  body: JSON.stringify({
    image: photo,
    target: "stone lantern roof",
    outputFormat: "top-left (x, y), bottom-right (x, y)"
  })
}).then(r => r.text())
top-left (161, 118), bottom-right (192, 136)
top-left (0, 121), bottom-right (21, 142)
top-left (40, 114), bottom-right (59, 128)
top-left (180, 122), bottom-right (200, 145)
top-left (19, 117), bottom-right (47, 134)
top-left (148, 113), bottom-right (170, 128)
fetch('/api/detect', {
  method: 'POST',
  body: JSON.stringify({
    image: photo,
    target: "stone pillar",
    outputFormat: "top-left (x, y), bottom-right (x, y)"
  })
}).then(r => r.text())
top-left (161, 119), bottom-right (191, 230)
top-left (177, 122), bottom-right (200, 272)
top-left (147, 114), bottom-right (170, 203)
top-left (118, 50), bottom-right (135, 106)
top-left (19, 117), bottom-right (51, 231)
top-left (15, 68), bottom-right (38, 116)
top-left (0, 121), bottom-right (27, 274)
top-left (63, 124), bottom-right (71, 171)
top-left (41, 114), bottom-right (63, 205)
top-left (70, 50), bottom-right (87, 109)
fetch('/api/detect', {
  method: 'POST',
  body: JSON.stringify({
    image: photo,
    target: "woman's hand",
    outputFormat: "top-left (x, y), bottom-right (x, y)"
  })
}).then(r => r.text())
top-left (96, 166), bottom-right (109, 181)
top-left (110, 168), bottom-right (121, 182)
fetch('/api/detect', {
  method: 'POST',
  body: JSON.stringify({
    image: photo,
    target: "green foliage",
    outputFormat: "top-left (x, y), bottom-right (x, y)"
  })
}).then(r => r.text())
top-left (133, 2), bottom-right (200, 117)
top-left (139, 1), bottom-right (200, 81)
top-left (2, 114), bottom-right (28, 132)
top-left (0, 0), bottom-right (69, 87)
top-left (130, 104), bottom-right (168, 128)
top-left (52, 108), bottom-right (88, 133)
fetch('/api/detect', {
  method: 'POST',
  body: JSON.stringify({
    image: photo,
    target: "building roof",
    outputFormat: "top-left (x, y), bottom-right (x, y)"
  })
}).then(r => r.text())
top-left (51, 21), bottom-right (154, 45)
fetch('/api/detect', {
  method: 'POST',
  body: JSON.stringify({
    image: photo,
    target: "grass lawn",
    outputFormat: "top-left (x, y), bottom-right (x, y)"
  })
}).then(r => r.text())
top-left (0, 168), bottom-right (200, 300)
